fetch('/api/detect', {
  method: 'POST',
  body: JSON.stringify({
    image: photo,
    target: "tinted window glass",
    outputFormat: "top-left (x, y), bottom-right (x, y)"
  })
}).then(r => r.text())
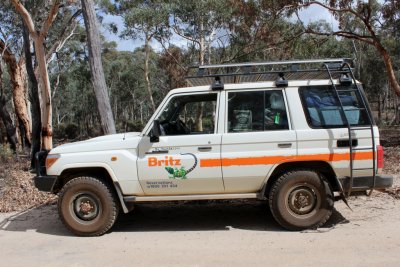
top-left (300, 86), bottom-right (370, 128)
top-left (227, 90), bottom-right (289, 132)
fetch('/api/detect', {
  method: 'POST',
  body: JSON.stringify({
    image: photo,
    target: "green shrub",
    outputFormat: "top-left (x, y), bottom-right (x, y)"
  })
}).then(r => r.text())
top-left (0, 145), bottom-right (13, 162)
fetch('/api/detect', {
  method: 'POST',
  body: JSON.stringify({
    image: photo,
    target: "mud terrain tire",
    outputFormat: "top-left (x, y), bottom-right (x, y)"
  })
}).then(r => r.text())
top-left (269, 169), bottom-right (333, 230)
top-left (58, 176), bottom-right (119, 236)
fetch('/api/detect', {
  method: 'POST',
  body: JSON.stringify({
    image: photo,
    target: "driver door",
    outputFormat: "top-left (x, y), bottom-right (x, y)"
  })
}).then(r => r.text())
top-left (137, 92), bottom-right (224, 195)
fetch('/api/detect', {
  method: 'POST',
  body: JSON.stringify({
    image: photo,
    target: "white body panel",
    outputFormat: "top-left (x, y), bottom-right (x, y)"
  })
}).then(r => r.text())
top-left (47, 133), bottom-right (144, 195)
top-left (220, 88), bottom-right (297, 193)
top-left (137, 134), bottom-right (224, 195)
top-left (45, 79), bottom-right (379, 198)
top-left (221, 130), bottom-right (297, 193)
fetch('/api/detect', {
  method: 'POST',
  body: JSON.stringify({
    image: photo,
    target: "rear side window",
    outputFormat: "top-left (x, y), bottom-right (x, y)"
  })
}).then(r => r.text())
top-left (299, 86), bottom-right (370, 128)
top-left (227, 90), bottom-right (289, 132)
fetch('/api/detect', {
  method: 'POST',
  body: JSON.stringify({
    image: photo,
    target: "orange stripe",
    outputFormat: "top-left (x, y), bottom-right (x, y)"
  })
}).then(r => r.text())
top-left (200, 151), bottom-right (373, 167)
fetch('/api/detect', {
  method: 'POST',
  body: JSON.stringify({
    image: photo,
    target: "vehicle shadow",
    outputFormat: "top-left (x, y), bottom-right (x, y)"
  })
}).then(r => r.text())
top-left (0, 200), bottom-right (349, 236)
top-left (114, 200), bottom-right (281, 232)
top-left (0, 203), bottom-right (70, 236)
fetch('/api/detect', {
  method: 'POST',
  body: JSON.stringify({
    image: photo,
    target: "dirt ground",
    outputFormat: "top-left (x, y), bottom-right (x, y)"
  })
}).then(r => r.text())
top-left (0, 179), bottom-right (399, 266)
top-left (0, 187), bottom-right (400, 267)
top-left (0, 142), bottom-right (400, 266)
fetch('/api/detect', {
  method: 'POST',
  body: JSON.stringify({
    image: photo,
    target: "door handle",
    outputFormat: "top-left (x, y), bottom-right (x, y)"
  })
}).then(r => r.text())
top-left (337, 139), bottom-right (358, 147)
top-left (198, 146), bottom-right (212, 152)
top-left (145, 150), bottom-right (169, 154)
top-left (278, 143), bottom-right (292, 148)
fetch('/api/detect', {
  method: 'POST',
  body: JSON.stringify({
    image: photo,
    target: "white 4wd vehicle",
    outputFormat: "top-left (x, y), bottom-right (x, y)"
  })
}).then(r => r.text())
top-left (35, 59), bottom-right (392, 236)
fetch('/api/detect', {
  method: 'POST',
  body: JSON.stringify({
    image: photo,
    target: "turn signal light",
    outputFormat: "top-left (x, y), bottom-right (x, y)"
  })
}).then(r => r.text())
top-left (46, 154), bottom-right (60, 170)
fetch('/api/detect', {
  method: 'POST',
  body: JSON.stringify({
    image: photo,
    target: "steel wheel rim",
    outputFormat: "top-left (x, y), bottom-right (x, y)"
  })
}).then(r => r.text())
top-left (69, 192), bottom-right (101, 224)
top-left (286, 184), bottom-right (319, 218)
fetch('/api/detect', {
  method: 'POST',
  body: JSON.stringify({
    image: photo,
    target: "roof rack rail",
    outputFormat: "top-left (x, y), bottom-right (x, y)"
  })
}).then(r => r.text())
top-left (185, 58), bottom-right (354, 87)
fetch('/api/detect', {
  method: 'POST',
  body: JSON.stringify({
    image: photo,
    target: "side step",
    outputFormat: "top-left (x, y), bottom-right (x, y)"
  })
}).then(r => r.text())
top-left (124, 193), bottom-right (258, 203)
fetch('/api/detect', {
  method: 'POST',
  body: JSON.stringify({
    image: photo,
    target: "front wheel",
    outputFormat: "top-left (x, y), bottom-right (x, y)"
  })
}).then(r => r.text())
top-left (58, 176), bottom-right (119, 236)
top-left (269, 169), bottom-right (333, 230)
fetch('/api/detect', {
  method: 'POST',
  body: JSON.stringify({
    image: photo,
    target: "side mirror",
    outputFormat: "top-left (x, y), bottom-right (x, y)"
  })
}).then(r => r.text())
top-left (150, 120), bottom-right (161, 143)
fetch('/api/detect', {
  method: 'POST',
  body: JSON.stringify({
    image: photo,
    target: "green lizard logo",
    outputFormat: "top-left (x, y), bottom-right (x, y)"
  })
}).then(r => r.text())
top-left (165, 153), bottom-right (197, 179)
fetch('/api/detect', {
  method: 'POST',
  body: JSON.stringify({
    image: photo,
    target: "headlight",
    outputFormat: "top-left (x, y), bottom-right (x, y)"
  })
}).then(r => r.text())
top-left (46, 154), bottom-right (61, 170)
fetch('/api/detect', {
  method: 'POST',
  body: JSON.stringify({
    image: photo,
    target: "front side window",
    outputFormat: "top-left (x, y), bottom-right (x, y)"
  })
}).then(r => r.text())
top-left (157, 93), bottom-right (217, 135)
top-left (300, 86), bottom-right (370, 128)
top-left (227, 90), bottom-right (289, 133)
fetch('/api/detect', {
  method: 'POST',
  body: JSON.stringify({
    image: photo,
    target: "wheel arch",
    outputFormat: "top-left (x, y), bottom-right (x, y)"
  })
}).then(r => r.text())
top-left (54, 166), bottom-right (131, 213)
top-left (262, 161), bottom-right (338, 198)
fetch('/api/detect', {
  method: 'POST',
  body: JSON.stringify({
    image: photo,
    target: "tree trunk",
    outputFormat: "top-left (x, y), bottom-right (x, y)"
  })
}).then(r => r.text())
top-left (395, 96), bottom-right (400, 125)
top-left (34, 36), bottom-right (53, 150)
top-left (378, 95), bottom-right (382, 125)
top-left (81, 0), bottom-right (116, 135)
top-left (0, 63), bottom-right (18, 151)
top-left (0, 40), bottom-right (31, 148)
top-left (199, 19), bottom-right (205, 66)
top-left (23, 26), bottom-right (41, 169)
top-left (195, 102), bottom-right (204, 132)
top-left (11, 0), bottom-right (60, 151)
top-left (144, 34), bottom-right (156, 113)
top-left (375, 42), bottom-right (400, 97)
top-left (194, 19), bottom-right (206, 132)
top-left (13, 59), bottom-right (31, 148)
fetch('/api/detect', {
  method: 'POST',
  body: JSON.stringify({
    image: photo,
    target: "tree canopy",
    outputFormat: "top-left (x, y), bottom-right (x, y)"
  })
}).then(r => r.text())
top-left (0, 0), bottom-right (399, 158)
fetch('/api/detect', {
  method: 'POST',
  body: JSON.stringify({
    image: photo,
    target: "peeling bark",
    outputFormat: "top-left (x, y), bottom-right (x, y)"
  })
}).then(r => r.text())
top-left (11, 0), bottom-right (61, 151)
top-left (0, 40), bottom-right (31, 147)
top-left (34, 36), bottom-right (53, 150)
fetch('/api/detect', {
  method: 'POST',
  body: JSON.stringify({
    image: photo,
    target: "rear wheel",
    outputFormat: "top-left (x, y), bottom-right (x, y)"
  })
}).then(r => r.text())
top-left (58, 176), bottom-right (119, 236)
top-left (269, 169), bottom-right (333, 230)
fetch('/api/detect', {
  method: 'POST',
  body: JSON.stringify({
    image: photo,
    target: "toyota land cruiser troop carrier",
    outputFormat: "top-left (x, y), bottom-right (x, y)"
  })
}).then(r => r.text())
top-left (34, 58), bottom-right (393, 236)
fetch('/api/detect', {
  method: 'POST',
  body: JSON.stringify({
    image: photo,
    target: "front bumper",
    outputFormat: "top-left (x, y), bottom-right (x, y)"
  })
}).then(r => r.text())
top-left (339, 175), bottom-right (393, 192)
top-left (33, 150), bottom-right (58, 192)
top-left (34, 175), bottom-right (58, 192)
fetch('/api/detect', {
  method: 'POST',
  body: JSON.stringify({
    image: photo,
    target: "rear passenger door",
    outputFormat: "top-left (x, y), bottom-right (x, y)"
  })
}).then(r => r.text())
top-left (221, 89), bottom-right (297, 193)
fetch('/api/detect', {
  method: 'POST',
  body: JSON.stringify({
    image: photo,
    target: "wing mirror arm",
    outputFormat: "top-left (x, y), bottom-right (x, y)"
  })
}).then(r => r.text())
top-left (150, 120), bottom-right (161, 143)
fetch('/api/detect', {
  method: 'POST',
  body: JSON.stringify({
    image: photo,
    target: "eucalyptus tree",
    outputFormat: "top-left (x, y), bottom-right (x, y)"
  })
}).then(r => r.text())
top-left (102, 43), bottom-right (149, 127)
top-left (81, 0), bottom-right (116, 134)
top-left (170, 0), bottom-right (232, 130)
top-left (295, 0), bottom-right (400, 96)
top-left (290, 21), bottom-right (349, 59)
top-left (223, 0), bottom-right (302, 63)
top-left (0, 1), bottom-right (31, 150)
top-left (109, 0), bottom-right (170, 113)
top-left (171, 0), bottom-right (231, 65)
top-left (157, 45), bottom-right (188, 91)
top-left (11, 0), bottom-right (64, 150)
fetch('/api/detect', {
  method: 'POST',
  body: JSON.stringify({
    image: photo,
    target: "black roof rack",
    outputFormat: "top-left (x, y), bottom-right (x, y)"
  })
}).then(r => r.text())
top-left (185, 58), bottom-right (354, 87)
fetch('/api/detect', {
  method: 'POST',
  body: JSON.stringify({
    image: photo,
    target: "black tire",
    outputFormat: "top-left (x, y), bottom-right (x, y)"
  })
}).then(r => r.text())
top-left (268, 169), bottom-right (333, 231)
top-left (58, 176), bottom-right (119, 236)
